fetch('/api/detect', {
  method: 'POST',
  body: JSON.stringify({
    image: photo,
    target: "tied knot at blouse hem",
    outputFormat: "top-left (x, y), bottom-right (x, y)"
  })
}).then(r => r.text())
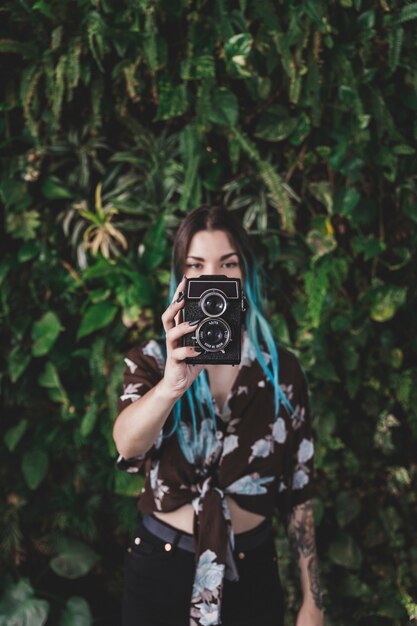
top-left (116, 331), bottom-right (315, 626)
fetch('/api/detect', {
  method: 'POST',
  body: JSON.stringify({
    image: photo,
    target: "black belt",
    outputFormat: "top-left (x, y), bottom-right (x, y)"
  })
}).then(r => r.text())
top-left (142, 514), bottom-right (272, 555)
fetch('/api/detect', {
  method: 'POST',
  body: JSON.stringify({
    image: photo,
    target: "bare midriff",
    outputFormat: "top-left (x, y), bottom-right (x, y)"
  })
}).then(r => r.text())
top-left (153, 495), bottom-right (266, 534)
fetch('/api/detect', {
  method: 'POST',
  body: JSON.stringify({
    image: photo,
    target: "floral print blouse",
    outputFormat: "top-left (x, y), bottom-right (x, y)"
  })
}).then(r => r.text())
top-left (116, 330), bottom-right (315, 626)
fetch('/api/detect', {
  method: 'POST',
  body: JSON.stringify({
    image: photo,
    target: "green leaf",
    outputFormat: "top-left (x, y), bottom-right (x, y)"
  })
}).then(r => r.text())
top-left (316, 412), bottom-right (336, 440)
top-left (208, 89), bottom-right (239, 126)
top-left (8, 345), bottom-right (31, 382)
top-left (357, 10), bottom-right (375, 31)
top-left (338, 574), bottom-right (371, 598)
top-left (6, 210), bottom-right (41, 241)
top-left (60, 597), bottom-right (92, 626)
top-left (270, 314), bottom-right (290, 345)
top-left (308, 181), bottom-right (333, 213)
top-left (4, 419), bottom-right (28, 452)
top-left (155, 79), bottom-right (188, 121)
top-left (142, 217), bottom-right (167, 271)
top-left (0, 179), bottom-right (30, 210)
top-left (80, 400), bottom-right (98, 438)
top-left (254, 105), bottom-right (297, 141)
top-left (21, 449), bottom-right (49, 490)
top-left (335, 187), bottom-right (360, 217)
top-left (306, 216), bottom-right (337, 260)
top-left (31, 311), bottom-right (63, 356)
top-left (339, 85), bottom-right (357, 106)
top-left (335, 492), bottom-right (361, 527)
top-left (352, 235), bottom-right (386, 260)
top-left (114, 469), bottom-right (145, 497)
top-left (368, 285), bottom-right (407, 322)
top-left (224, 33), bottom-right (253, 77)
top-left (77, 302), bottom-right (118, 340)
top-left (313, 497), bottom-right (325, 525)
top-left (38, 361), bottom-right (61, 388)
top-left (0, 39), bottom-right (36, 58)
top-left (328, 532), bottom-right (363, 569)
top-left (399, 2), bottom-right (417, 24)
top-left (33, 1), bottom-right (54, 19)
top-left (343, 344), bottom-right (359, 371)
top-left (38, 361), bottom-right (68, 404)
top-left (0, 257), bottom-right (12, 285)
top-left (18, 241), bottom-right (40, 262)
top-left (50, 538), bottom-right (99, 579)
top-left (290, 112), bottom-right (311, 146)
top-left (42, 176), bottom-right (74, 200)
top-left (0, 579), bottom-right (49, 626)
top-left (393, 144), bottom-right (415, 155)
top-left (89, 288), bottom-right (112, 303)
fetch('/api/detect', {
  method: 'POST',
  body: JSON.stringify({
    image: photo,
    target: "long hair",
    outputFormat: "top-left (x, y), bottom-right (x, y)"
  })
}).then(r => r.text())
top-left (164, 205), bottom-right (294, 448)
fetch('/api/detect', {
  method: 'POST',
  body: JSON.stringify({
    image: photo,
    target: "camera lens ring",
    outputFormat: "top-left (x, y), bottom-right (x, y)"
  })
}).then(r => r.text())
top-left (195, 318), bottom-right (232, 352)
top-left (200, 289), bottom-right (227, 318)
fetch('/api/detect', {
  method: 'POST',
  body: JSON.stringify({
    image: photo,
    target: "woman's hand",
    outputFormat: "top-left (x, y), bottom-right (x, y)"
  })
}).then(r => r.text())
top-left (160, 275), bottom-right (205, 398)
top-left (295, 602), bottom-right (324, 626)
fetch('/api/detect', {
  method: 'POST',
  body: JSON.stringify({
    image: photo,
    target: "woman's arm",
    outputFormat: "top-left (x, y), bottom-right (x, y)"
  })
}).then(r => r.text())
top-left (112, 378), bottom-right (182, 459)
top-left (287, 500), bottom-right (324, 625)
top-left (113, 275), bottom-right (204, 459)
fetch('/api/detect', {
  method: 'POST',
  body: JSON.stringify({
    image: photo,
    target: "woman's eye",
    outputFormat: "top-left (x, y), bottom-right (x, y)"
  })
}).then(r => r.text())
top-left (222, 262), bottom-right (238, 268)
top-left (186, 263), bottom-right (202, 270)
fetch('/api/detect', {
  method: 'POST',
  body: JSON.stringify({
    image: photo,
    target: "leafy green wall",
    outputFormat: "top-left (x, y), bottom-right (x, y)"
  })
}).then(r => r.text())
top-left (1, 0), bottom-right (417, 624)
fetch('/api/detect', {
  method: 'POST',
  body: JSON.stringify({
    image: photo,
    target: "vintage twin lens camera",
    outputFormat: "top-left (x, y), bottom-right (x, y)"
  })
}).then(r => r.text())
top-left (182, 275), bottom-right (247, 365)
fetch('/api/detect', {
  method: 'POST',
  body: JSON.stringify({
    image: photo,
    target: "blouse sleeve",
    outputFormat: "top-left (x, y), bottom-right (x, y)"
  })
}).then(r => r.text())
top-left (276, 354), bottom-right (315, 518)
top-left (115, 340), bottom-right (165, 473)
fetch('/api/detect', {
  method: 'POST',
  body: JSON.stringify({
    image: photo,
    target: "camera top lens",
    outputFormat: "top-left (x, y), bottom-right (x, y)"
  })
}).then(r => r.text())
top-left (200, 289), bottom-right (227, 317)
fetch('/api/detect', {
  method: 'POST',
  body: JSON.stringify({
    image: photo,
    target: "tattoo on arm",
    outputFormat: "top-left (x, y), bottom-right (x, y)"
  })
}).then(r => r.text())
top-left (288, 501), bottom-right (323, 610)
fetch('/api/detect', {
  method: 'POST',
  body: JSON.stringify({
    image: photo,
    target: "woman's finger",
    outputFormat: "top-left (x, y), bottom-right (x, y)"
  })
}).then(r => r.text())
top-left (166, 319), bottom-right (201, 347)
top-left (173, 274), bottom-right (187, 299)
top-left (170, 345), bottom-right (200, 362)
top-left (161, 276), bottom-right (186, 332)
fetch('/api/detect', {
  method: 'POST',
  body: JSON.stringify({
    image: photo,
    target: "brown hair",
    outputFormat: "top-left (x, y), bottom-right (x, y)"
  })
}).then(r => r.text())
top-left (171, 205), bottom-right (256, 280)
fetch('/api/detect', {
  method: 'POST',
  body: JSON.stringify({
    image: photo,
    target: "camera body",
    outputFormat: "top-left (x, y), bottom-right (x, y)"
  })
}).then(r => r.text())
top-left (182, 275), bottom-right (247, 365)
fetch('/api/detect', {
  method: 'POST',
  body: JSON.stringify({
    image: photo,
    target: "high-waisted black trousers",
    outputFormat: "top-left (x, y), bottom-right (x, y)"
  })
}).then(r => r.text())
top-left (121, 515), bottom-right (285, 626)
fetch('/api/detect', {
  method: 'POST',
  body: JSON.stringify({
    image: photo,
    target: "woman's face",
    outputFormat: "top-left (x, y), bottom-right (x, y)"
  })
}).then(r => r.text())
top-left (184, 229), bottom-right (243, 281)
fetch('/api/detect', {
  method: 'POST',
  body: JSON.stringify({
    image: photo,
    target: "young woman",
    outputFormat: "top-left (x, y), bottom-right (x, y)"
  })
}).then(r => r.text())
top-left (113, 206), bottom-right (324, 626)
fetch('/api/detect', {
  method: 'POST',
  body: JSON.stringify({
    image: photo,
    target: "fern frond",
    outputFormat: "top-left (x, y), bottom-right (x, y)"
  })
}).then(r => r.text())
top-left (51, 25), bottom-right (63, 51)
top-left (215, 0), bottom-right (234, 41)
top-left (91, 77), bottom-right (104, 131)
top-left (123, 60), bottom-right (141, 102)
top-left (231, 127), bottom-right (295, 232)
top-left (106, 358), bottom-right (125, 427)
top-left (179, 124), bottom-right (201, 211)
top-left (86, 11), bottom-right (107, 72)
top-left (195, 79), bottom-right (212, 128)
top-left (90, 336), bottom-right (107, 393)
top-left (20, 65), bottom-right (42, 139)
top-left (304, 262), bottom-right (330, 328)
top-left (66, 35), bottom-right (82, 101)
top-left (399, 2), bottom-right (417, 23)
top-left (0, 39), bottom-right (35, 57)
top-left (143, 6), bottom-right (158, 73)
top-left (388, 27), bottom-right (404, 72)
top-left (52, 54), bottom-right (67, 129)
top-left (0, 504), bottom-right (23, 560)
top-left (249, 0), bottom-right (280, 31)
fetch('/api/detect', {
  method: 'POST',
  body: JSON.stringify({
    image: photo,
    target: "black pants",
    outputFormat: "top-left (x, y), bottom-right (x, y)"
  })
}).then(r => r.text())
top-left (122, 516), bottom-right (284, 626)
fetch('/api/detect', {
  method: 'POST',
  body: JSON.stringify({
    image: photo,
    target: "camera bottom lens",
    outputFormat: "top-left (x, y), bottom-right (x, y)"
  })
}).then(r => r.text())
top-left (196, 318), bottom-right (231, 352)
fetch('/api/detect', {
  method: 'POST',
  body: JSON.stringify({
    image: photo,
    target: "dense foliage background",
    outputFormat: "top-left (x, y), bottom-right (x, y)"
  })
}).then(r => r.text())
top-left (1, 0), bottom-right (417, 624)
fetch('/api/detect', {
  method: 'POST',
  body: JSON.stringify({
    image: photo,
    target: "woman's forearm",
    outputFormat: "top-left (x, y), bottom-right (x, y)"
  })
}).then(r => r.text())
top-left (112, 379), bottom-right (181, 459)
top-left (287, 500), bottom-right (324, 611)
